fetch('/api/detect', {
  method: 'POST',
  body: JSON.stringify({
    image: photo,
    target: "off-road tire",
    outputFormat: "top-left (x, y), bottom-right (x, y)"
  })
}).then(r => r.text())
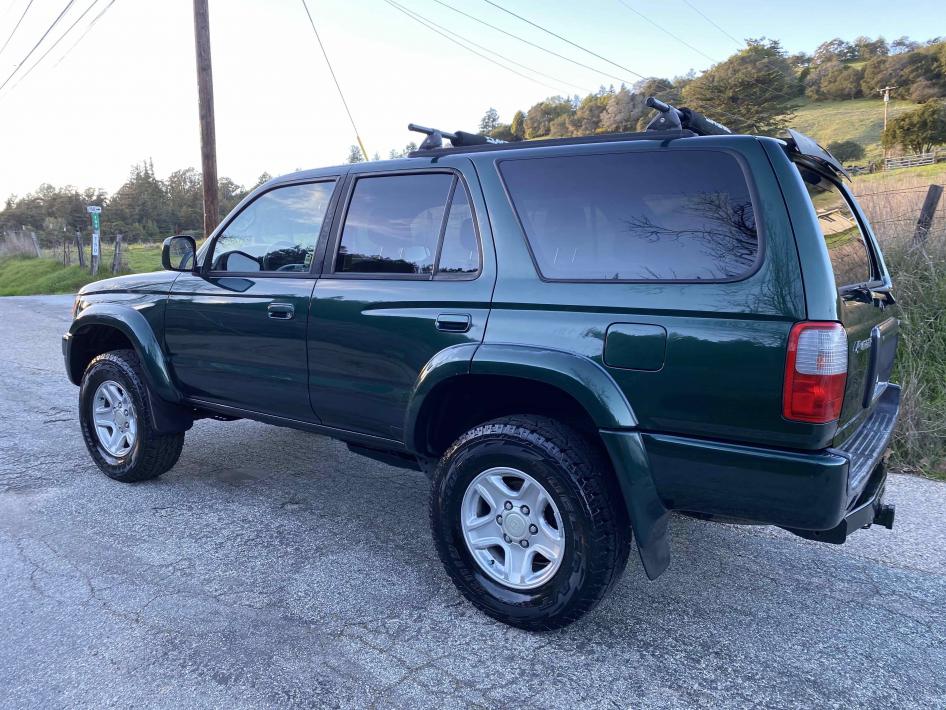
top-left (430, 415), bottom-right (631, 630)
top-left (79, 349), bottom-right (184, 482)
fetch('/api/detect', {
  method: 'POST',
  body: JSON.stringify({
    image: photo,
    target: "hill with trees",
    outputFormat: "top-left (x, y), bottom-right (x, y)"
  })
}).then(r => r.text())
top-left (4, 34), bottom-right (946, 247)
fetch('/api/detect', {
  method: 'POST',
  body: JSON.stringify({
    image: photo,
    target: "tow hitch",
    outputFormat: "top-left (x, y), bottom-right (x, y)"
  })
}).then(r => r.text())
top-left (874, 502), bottom-right (896, 530)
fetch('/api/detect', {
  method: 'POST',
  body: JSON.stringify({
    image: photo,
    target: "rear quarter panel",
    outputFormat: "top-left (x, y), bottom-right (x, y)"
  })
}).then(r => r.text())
top-left (474, 136), bottom-right (834, 449)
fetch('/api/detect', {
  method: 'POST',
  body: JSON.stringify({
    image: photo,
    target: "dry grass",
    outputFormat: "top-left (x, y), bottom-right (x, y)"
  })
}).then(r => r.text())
top-left (853, 172), bottom-right (946, 478)
top-left (0, 232), bottom-right (40, 258)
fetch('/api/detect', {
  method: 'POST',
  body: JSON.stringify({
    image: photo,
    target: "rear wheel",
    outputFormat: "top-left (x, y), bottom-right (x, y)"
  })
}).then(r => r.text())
top-left (79, 349), bottom-right (184, 482)
top-left (430, 415), bottom-right (630, 630)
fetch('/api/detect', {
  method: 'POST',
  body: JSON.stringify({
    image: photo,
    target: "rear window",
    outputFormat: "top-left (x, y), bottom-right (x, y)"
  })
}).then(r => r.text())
top-left (499, 151), bottom-right (759, 281)
top-left (799, 171), bottom-right (874, 288)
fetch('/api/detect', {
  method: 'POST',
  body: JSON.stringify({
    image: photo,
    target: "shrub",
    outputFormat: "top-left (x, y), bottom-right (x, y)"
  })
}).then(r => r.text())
top-left (827, 140), bottom-right (865, 163)
top-left (854, 177), bottom-right (946, 477)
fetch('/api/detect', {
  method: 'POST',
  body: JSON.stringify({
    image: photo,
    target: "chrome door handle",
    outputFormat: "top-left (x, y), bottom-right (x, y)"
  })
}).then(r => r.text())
top-left (268, 303), bottom-right (295, 320)
top-left (436, 313), bottom-right (471, 333)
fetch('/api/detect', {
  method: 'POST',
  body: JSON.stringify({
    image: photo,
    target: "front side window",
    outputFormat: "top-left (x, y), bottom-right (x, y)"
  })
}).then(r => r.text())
top-left (799, 170), bottom-right (874, 288)
top-left (210, 181), bottom-right (335, 273)
top-left (499, 151), bottom-right (759, 281)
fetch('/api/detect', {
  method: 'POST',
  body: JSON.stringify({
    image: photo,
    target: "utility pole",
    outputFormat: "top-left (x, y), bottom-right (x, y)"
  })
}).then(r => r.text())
top-left (878, 86), bottom-right (898, 164)
top-left (878, 86), bottom-right (898, 132)
top-left (193, 0), bottom-right (219, 238)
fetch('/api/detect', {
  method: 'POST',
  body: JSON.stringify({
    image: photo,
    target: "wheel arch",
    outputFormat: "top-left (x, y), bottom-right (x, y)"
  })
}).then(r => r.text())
top-left (405, 343), bottom-right (671, 581)
top-left (66, 304), bottom-right (180, 404)
top-left (405, 343), bottom-right (637, 458)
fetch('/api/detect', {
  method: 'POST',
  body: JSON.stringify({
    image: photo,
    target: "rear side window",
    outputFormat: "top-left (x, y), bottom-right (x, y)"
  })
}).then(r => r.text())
top-left (499, 151), bottom-right (759, 281)
top-left (799, 172), bottom-right (874, 288)
top-left (336, 173), bottom-right (452, 274)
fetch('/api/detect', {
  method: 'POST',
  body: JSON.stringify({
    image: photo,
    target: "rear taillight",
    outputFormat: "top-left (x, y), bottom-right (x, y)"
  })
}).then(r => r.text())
top-left (783, 322), bottom-right (848, 424)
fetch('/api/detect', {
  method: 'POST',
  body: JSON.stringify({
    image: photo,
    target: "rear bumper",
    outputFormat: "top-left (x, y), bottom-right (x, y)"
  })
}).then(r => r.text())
top-left (637, 385), bottom-right (900, 534)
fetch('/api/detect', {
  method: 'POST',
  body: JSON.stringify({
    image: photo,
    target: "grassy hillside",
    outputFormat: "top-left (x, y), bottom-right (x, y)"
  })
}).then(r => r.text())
top-left (0, 243), bottom-right (162, 296)
top-left (790, 97), bottom-right (916, 162)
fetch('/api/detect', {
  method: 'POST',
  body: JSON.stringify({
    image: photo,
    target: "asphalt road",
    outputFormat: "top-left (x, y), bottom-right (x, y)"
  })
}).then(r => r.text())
top-left (1, 294), bottom-right (945, 709)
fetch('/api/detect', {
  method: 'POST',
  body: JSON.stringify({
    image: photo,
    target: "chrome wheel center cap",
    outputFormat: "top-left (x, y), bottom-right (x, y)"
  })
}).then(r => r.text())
top-left (503, 511), bottom-right (528, 539)
top-left (114, 410), bottom-right (127, 427)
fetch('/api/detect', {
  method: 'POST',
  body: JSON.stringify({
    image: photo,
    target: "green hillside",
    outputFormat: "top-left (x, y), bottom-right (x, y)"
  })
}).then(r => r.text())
top-left (789, 97), bottom-right (916, 162)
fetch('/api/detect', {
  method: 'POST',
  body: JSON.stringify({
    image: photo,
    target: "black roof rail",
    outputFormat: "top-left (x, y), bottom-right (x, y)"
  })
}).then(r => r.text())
top-left (407, 128), bottom-right (695, 158)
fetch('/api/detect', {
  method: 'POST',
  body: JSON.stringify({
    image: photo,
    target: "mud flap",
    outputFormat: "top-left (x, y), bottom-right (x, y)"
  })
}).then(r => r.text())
top-left (599, 430), bottom-right (671, 579)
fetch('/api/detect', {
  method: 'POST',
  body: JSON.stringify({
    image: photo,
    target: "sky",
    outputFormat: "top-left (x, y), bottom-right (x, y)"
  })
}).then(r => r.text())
top-left (0, 0), bottom-right (942, 199)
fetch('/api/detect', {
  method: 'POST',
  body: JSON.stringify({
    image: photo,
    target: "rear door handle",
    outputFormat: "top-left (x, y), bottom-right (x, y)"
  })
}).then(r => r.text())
top-left (436, 313), bottom-right (471, 333)
top-left (268, 303), bottom-right (295, 320)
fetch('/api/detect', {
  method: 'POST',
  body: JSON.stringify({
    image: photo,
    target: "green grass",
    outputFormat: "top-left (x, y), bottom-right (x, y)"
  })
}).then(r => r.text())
top-left (0, 243), bottom-right (163, 296)
top-left (790, 97), bottom-right (915, 162)
top-left (852, 162), bottom-right (946, 187)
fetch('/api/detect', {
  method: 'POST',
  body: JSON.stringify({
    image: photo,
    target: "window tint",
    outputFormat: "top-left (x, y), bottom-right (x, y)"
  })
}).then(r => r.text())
top-left (211, 182), bottom-right (334, 273)
top-left (799, 171), bottom-right (873, 288)
top-left (436, 184), bottom-right (479, 276)
top-left (499, 151), bottom-right (759, 281)
top-left (337, 174), bottom-right (454, 274)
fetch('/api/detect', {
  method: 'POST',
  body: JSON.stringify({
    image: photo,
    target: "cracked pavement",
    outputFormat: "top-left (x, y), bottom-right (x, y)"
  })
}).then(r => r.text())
top-left (1, 294), bottom-right (945, 709)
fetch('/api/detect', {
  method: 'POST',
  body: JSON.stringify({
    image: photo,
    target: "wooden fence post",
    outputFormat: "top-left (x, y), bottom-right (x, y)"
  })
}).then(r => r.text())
top-left (74, 229), bottom-right (86, 268)
top-left (30, 231), bottom-right (41, 257)
top-left (914, 184), bottom-right (944, 243)
top-left (111, 234), bottom-right (123, 273)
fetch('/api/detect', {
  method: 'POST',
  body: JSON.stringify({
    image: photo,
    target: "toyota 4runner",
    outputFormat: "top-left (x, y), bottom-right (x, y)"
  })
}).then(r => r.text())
top-left (64, 103), bottom-right (900, 630)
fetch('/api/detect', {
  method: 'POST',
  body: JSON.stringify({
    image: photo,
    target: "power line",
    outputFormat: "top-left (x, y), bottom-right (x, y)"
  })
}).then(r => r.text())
top-left (432, 0), bottom-right (635, 87)
top-left (617, 0), bottom-right (715, 63)
top-left (384, 0), bottom-right (575, 95)
top-left (617, 0), bottom-right (802, 110)
top-left (0, 0), bottom-right (75, 94)
top-left (390, 0), bottom-right (591, 94)
top-left (4, 0), bottom-right (98, 95)
top-left (481, 0), bottom-right (648, 83)
top-left (51, 0), bottom-right (115, 68)
top-left (300, 0), bottom-right (368, 160)
top-left (474, 0), bottom-right (751, 127)
top-left (680, 0), bottom-right (742, 46)
top-left (0, 0), bottom-right (35, 58)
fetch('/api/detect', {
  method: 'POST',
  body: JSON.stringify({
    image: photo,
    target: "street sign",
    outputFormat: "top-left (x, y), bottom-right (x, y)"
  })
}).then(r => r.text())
top-left (92, 233), bottom-right (100, 257)
top-left (91, 212), bottom-right (100, 231)
top-left (86, 205), bottom-right (102, 214)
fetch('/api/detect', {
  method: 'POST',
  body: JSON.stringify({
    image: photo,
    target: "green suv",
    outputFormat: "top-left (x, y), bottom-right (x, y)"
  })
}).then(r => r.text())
top-left (63, 110), bottom-right (899, 630)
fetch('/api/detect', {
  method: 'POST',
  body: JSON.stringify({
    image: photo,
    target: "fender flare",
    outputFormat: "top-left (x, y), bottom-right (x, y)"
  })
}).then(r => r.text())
top-left (404, 343), bottom-right (670, 578)
top-left (470, 343), bottom-right (637, 429)
top-left (67, 303), bottom-right (181, 404)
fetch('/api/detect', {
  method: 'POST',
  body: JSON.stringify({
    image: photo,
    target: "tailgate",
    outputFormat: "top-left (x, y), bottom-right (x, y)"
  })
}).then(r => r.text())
top-left (796, 168), bottom-right (899, 443)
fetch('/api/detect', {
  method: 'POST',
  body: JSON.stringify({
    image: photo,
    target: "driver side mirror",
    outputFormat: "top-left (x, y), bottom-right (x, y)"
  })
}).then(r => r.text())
top-left (162, 235), bottom-right (197, 272)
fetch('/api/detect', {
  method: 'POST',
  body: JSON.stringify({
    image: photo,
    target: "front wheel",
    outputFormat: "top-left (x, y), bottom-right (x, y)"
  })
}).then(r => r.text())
top-left (79, 349), bottom-right (184, 482)
top-left (430, 415), bottom-right (630, 630)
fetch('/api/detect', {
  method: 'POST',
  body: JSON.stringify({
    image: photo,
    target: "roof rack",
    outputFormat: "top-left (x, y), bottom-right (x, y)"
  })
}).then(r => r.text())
top-left (407, 128), bottom-right (695, 158)
top-left (407, 97), bottom-right (731, 158)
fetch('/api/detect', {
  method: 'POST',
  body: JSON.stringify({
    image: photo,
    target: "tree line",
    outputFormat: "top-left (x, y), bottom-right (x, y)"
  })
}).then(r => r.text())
top-left (1, 161), bottom-right (272, 247)
top-left (6, 35), bottom-right (945, 248)
top-left (343, 35), bottom-right (946, 165)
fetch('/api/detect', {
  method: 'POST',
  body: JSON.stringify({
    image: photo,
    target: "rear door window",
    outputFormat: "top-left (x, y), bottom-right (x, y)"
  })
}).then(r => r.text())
top-left (336, 173), bottom-right (454, 274)
top-left (799, 172), bottom-right (874, 288)
top-left (498, 150), bottom-right (759, 281)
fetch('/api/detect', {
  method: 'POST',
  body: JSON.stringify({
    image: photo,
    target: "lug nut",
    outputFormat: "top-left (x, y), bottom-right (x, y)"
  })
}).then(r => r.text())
top-left (529, 524), bottom-right (538, 534)
top-left (520, 539), bottom-right (529, 548)
top-left (496, 515), bottom-right (503, 525)
top-left (504, 501), bottom-right (513, 510)
top-left (503, 534), bottom-right (512, 543)
top-left (521, 505), bottom-right (530, 515)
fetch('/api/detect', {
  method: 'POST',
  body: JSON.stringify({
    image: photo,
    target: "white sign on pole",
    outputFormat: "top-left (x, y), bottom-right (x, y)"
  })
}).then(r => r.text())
top-left (86, 205), bottom-right (102, 214)
top-left (92, 233), bottom-right (100, 257)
